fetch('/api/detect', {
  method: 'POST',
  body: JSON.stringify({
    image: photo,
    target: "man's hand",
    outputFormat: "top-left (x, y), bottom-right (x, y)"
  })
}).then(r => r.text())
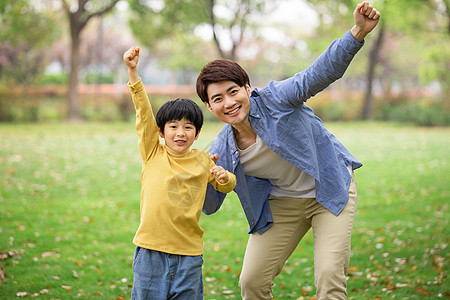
top-left (210, 153), bottom-right (219, 164)
top-left (210, 165), bottom-right (229, 185)
top-left (351, 1), bottom-right (381, 42)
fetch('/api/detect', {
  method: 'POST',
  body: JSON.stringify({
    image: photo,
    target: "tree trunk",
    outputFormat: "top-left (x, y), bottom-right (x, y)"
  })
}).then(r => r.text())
top-left (66, 4), bottom-right (84, 122)
top-left (361, 26), bottom-right (385, 120)
top-left (67, 30), bottom-right (82, 121)
top-left (64, 0), bottom-right (119, 121)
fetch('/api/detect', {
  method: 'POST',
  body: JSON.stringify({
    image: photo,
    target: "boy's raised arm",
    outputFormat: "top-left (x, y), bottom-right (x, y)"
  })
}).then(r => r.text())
top-left (124, 46), bottom-right (160, 162)
top-left (123, 46), bottom-right (140, 84)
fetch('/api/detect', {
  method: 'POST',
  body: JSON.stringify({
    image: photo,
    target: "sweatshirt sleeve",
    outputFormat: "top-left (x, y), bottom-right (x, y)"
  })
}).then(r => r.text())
top-left (128, 79), bottom-right (160, 162)
top-left (212, 171), bottom-right (236, 193)
top-left (207, 158), bottom-right (236, 193)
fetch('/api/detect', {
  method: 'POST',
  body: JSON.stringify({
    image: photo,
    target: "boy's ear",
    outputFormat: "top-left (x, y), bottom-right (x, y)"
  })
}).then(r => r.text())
top-left (195, 128), bottom-right (201, 140)
top-left (158, 127), bottom-right (164, 138)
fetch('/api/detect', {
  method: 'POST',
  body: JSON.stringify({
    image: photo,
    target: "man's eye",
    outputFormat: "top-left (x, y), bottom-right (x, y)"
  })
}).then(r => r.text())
top-left (213, 97), bottom-right (222, 103)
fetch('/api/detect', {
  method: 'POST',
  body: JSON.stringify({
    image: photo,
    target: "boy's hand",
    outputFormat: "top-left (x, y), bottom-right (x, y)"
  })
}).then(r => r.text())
top-left (210, 166), bottom-right (229, 185)
top-left (123, 46), bottom-right (140, 70)
top-left (124, 46), bottom-right (140, 84)
top-left (351, 1), bottom-right (381, 42)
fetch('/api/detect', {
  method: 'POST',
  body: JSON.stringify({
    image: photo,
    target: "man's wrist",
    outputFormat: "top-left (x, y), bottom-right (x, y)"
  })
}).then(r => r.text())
top-left (350, 25), bottom-right (366, 43)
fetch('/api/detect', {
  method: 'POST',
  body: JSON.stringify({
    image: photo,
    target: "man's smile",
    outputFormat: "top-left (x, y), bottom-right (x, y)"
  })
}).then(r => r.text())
top-left (225, 106), bottom-right (241, 116)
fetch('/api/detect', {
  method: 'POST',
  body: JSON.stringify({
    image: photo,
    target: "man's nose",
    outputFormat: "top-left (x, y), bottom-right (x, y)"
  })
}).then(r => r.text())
top-left (223, 95), bottom-right (236, 108)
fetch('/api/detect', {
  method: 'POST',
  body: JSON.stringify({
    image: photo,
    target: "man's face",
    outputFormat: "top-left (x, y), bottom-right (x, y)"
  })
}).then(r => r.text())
top-left (206, 80), bottom-right (251, 126)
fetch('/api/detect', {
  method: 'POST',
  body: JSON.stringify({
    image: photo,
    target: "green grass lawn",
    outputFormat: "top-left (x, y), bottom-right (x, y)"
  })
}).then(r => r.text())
top-left (0, 121), bottom-right (448, 299)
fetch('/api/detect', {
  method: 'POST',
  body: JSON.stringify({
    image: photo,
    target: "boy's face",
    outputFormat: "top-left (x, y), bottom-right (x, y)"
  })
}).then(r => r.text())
top-left (205, 80), bottom-right (251, 127)
top-left (159, 117), bottom-right (200, 153)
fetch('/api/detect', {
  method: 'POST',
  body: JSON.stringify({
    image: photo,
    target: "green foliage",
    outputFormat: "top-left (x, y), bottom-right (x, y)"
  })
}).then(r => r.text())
top-left (0, 1), bottom-right (61, 87)
top-left (83, 72), bottom-right (115, 85)
top-left (127, 0), bottom-right (207, 50)
top-left (127, 0), bottom-right (211, 77)
top-left (41, 73), bottom-right (68, 86)
top-left (0, 122), bottom-right (448, 299)
top-left (376, 99), bottom-right (450, 126)
top-left (419, 41), bottom-right (450, 98)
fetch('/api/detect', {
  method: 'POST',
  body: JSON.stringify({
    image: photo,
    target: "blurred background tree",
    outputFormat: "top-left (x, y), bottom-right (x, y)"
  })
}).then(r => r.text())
top-left (0, 0), bottom-right (60, 88)
top-left (0, 0), bottom-right (448, 124)
top-left (307, 0), bottom-right (449, 119)
top-left (127, 0), bottom-right (271, 82)
top-left (61, 0), bottom-right (120, 121)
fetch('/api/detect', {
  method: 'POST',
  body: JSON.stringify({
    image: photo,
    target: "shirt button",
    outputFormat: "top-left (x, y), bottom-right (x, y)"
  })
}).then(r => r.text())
top-left (256, 114), bottom-right (260, 117)
top-left (232, 161), bottom-right (236, 164)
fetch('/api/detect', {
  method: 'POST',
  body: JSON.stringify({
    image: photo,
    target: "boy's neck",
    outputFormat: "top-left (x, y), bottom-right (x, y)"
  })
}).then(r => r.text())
top-left (165, 145), bottom-right (191, 157)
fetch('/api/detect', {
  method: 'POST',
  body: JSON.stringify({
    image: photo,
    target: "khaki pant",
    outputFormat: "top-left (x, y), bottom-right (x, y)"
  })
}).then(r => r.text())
top-left (239, 176), bottom-right (358, 300)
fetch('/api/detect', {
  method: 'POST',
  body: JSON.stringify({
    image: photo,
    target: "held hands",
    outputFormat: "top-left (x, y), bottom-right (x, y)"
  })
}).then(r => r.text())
top-left (351, 1), bottom-right (381, 42)
top-left (210, 165), bottom-right (229, 185)
top-left (210, 153), bottom-right (219, 164)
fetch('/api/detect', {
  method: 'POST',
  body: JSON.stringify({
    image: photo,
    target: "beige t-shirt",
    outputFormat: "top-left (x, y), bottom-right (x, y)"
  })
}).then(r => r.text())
top-left (238, 135), bottom-right (316, 198)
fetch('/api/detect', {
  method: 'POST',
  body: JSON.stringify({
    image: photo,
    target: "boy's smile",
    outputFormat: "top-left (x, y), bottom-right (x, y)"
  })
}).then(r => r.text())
top-left (159, 117), bottom-right (200, 153)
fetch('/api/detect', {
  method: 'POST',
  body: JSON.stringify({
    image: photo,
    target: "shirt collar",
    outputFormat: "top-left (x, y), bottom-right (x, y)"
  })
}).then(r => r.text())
top-left (249, 93), bottom-right (261, 119)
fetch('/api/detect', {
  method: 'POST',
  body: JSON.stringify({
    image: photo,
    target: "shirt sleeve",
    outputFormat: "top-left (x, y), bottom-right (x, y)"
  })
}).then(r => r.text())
top-left (264, 30), bottom-right (364, 108)
top-left (128, 79), bottom-right (160, 162)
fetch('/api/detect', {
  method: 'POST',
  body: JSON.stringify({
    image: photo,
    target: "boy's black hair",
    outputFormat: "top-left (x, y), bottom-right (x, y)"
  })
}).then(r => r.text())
top-left (156, 98), bottom-right (203, 136)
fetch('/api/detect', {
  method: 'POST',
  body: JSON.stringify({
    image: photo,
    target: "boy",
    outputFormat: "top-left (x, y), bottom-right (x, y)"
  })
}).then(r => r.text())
top-left (123, 46), bottom-right (236, 300)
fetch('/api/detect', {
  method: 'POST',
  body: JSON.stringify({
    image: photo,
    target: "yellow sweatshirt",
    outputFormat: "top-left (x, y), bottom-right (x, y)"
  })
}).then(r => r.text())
top-left (128, 79), bottom-right (236, 255)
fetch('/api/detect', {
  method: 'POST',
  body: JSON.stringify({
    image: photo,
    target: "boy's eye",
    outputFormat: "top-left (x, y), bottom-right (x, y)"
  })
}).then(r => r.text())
top-left (212, 97), bottom-right (222, 103)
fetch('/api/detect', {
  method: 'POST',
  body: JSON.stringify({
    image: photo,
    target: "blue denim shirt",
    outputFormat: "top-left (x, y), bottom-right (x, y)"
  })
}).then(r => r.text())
top-left (203, 31), bottom-right (364, 235)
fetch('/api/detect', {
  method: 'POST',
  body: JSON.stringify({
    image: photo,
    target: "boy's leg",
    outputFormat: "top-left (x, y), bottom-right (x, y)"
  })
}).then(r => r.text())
top-left (239, 196), bottom-right (312, 300)
top-left (311, 176), bottom-right (358, 299)
top-left (170, 254), bottom-right (204, 300)
top-left (131, 247), bottom-right (169, 300)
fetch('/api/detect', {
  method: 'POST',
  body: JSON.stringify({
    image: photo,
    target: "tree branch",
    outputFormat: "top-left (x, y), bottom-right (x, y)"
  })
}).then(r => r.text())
top-left (208, 0), bottom-right (226, 58)
top-left (85, 0), bottom-right (120, 24)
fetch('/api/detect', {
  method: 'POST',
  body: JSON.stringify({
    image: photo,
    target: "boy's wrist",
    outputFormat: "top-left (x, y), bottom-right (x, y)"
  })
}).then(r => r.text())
top-left (128, 68), bottom-right (140, 85)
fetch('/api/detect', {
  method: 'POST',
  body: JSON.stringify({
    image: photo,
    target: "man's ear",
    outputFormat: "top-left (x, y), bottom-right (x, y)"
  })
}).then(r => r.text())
top-left (245, 84), bottom-right (252, 95)
top-left (158, 127), bottom-right (164, 138)
top-left (205, 102), bottom-right (213, 113)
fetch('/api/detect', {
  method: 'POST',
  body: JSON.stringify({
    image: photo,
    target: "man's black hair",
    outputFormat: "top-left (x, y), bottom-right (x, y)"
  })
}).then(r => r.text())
top-left (155, 98), bottom-right (203, 135)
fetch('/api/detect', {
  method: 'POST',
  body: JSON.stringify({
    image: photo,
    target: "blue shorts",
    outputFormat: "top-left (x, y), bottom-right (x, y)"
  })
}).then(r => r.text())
top-left (131, 247), bottom-right (203, 300)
